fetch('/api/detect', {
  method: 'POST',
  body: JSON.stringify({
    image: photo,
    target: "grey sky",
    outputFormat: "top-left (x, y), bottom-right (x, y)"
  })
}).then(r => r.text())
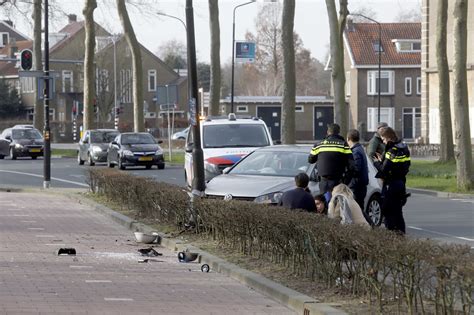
top-left (2, 0), bottom-right (421, 64)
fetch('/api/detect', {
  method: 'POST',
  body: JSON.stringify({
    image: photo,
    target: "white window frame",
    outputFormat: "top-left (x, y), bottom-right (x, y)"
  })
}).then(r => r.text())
top-left (402, 107), bottom-right (422, 139)
top-left (148, 70), bottom-right (157, 92)
top-left (395, 40), bottom-right (422, 53)
top-left (120, 69), bottom-right (132, 103)
top-left (345, 71), bottom-right (351, 96)
top-left (416, 77), bottom-right (421, 95)
top-left (405, 77), bottom-right (412, 95)
top-left (236, 105), bottom-right (248, 113)
top-left (367, 70), bottom-right (395, 95)
top-left (62, 70), bottom-right (73, 93)
top-left (295, 105), bottom-right (304, 113)
top-left (367, 107), bottom-right (395, 132)
top-left (0, 32), bottom-right (9, 47)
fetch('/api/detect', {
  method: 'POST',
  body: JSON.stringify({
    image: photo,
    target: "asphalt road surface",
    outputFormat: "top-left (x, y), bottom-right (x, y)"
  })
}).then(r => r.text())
top-left (0, 157), bottom-right (472, 249)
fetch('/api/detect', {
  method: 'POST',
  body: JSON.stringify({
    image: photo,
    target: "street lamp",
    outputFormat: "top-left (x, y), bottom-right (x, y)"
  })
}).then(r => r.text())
top-left (349, 14), bottom-right (382, 124)
top-left (156, 11), bottom-right (187, 31)
top-left (231, 0), bottom-right (256, 114)
top-left (107, 35), bottom-right (119, 130)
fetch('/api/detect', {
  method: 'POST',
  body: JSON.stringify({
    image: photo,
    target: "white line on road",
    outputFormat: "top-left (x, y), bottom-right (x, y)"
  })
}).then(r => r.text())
top-left (44, 243), bottom-right (66, 246)
top-left (35, 235), bottom-right (55, 238)
top-left (407, 226), bottom-right (474, 242)
top-left (0, 170), bottom-right (89, 187)
top-left (20, 220), bottom-right (36, 223)
top-left (104, 298), bottom-right (134, 301)
top-left (70, 265), bottom-right (93, 269)
top-left (28, 228), bottom-right (44, 230)
top-left (85, 280), bottom-right (112, 283)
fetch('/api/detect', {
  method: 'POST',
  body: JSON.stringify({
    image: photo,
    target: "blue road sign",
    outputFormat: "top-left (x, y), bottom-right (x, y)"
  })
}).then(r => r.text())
top-left (235, 41), bottom-right (256, 63)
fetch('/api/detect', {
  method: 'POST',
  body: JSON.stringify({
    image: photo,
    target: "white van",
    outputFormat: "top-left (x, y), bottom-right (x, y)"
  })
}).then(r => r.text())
top-left (184, 114), bottom-right (274, 187)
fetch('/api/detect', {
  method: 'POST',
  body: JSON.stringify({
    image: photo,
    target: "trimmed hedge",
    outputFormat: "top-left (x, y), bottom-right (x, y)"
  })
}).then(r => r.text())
top-left (87, 169), bottom-right (473, 314)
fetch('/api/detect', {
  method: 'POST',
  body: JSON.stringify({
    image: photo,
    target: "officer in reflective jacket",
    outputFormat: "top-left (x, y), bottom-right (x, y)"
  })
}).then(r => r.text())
top-left (308, 123), bottom-right (355, 200)
top-left (373, 127), bottom-right (411, 234)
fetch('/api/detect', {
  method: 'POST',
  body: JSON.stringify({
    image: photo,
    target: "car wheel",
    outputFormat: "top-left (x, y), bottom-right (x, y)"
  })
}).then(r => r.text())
top-left (0, 155), bottom-right (4, 159)
top-left (366, 194), bottom-right (382, 226)
top-left (157, 163), bottom-right (165, 170)
top-left (178, 137), bottom-right (185, 140)
top-left (107, 157), bottom-right (114, 168)
top-left (88, 153), bottom-right (95, 166)
top-left (118, 158), bottom-right (125, 170)
top-left (10, 148), bottom-right (16, 160)
top-left (78, 152), bottom-right (85, 165)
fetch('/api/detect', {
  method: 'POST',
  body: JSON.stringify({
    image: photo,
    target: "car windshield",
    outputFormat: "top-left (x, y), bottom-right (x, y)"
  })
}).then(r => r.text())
top-left (229, 150), bottom-right (309, 177)
top-left (91, 131), bottom-right (119, 143)
top-left (12, 129), bottom-right (42, 140)
top-left (121, 134), bottom-right (155, 145)
top-left (203, 124), bottom-right (270, 148)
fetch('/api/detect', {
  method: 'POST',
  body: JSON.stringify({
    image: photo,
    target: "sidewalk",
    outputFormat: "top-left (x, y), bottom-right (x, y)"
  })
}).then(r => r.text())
top-left (0, 190), bottom-right (296, 314)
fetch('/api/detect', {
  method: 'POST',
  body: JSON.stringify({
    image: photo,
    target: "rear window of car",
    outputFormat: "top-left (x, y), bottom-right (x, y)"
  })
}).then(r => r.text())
top-left (91, 131), bottom-right (119, 143)
top-left (12, 129), bottom-right (42, 140)
top-left (203, 124), bottom-right (270, 148)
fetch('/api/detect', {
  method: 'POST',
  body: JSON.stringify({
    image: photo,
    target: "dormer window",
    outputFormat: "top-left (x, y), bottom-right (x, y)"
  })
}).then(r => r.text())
top-left (372, 40), bottom-right (383, 53)
top-left (393, 39), bottom-right (421, 53)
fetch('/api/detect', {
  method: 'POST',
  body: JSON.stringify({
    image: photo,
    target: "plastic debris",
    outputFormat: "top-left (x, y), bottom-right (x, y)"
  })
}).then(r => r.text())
top-left (137, 247), bottom-right (162, 257)
top-left (58, 248), bottom-right (76, 256)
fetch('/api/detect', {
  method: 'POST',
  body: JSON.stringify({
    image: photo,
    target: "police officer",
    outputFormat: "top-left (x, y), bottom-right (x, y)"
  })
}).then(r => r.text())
top-left (308, 123), bottom-right (354, 200)
top-left (374, 127), bottom-right (411, 234)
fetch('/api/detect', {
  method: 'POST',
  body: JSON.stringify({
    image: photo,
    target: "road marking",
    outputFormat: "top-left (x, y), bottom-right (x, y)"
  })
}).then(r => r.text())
top-left (0, 170), bottom-right (89, 187)
top-left (21, 220), bottom-right (36, 223)
top-left (13, 214), bottom-right (30, 217)
top-left (85, 280), bottom-right (112, 283)
top-left (104, 298), bottom-right (134, 301)
top-left (35, 235), bottom-right (55, 238)
top-left (70, 265), bottom-right (93, 269)
top-left (28, 228), bottom-right (44, 231)
top-left (45, 243), bottom-right (66, 246)
top-left (407, 226), bottom-right (474, 242)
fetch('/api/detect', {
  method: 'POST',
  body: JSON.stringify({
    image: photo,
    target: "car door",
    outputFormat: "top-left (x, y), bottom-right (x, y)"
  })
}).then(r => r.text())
top-left (79, 131), bottom-right (90, 161)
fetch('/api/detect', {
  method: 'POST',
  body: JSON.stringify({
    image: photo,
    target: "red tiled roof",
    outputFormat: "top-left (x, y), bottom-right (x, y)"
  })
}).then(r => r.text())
top-left (345, 23), bottom-right (421, 66)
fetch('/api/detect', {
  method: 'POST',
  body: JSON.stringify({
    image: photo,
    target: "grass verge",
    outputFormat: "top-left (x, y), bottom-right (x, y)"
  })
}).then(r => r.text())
top-left (52, 148), bottom-right (77, 157)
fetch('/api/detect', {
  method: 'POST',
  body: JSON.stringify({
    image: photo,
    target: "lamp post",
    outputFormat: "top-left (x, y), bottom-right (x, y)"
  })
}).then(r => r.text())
top-left (43, 0), bottom-right (51, 189)
top-left (156, 11), bottom-right (187, 31)
top-left (350, 14), bottom-right (382, 124)
top-left (108, 35), bottom-right (119, 130)
top-left (231, 0), bottom-right (256, 114)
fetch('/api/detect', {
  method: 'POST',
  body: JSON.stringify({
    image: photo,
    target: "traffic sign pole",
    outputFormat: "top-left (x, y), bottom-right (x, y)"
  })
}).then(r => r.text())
top-left (43, 0), bottom-right (51, 189)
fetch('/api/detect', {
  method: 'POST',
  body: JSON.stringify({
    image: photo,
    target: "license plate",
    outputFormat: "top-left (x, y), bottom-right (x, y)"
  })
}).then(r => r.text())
top-left (30, 148), bottom-right (41, 153)
top-left (139, 156), bottom-right (153, 161)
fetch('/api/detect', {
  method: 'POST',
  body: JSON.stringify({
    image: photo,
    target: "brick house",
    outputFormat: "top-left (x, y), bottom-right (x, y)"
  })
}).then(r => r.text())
top-left (421, 0), bottom-right (474, 144)
top-left (342, 21), bottom-right (421, 141)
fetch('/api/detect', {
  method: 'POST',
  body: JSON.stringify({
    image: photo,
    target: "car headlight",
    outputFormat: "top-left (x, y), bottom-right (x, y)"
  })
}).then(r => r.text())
top-left (204, 161), bottom-right (220, 174)
top-left (14, 143), bottom-right (23, 149)
top-left (254, 192), bottom-right (283, 204)
top-left (122, 150), bottom-right (133, 156)
top-left (91, 146), bottom-right (102, 153)
top-left (155, 149), bottom-right (163, 155)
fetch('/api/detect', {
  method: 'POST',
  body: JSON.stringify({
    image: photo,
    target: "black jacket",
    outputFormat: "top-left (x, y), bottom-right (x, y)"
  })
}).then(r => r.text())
top-left (280, 187), bottom-right (317, 212)
top-left (374, 140), bottom-right (410, 182)
top-left (348, 143), bottom-right (369, 190)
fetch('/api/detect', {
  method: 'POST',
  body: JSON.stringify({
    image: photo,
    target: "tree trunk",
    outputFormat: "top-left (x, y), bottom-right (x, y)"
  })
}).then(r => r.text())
top-left (32, 0), bottom-right (43, 130)
top-left (280, 0), bottom-right (295, 144)
top-left (117, 0), bottom-right (144, 132)
top-left (326, 0), bottom-right (349, 136)
top-left (82, 0), bottom-right (97, 131)
top-left (208, 0), bottom-right (221, 116)
top-left (452, 0), bottom-right (473, 190)
top-left (436, 0), bottom-right (454, 162)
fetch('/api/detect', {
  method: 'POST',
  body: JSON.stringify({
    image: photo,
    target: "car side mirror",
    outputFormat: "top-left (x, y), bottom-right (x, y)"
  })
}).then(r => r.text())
top-left (273, 140), bottom-right (281, 145)
top-left (222, 167), bottom-right (231, 174)
top-left (185, 143), bottom-right (193, 153)
top-left (111, 141), bottom-right (119, 147)
top-left (5, 136), bottom-right (11, 142)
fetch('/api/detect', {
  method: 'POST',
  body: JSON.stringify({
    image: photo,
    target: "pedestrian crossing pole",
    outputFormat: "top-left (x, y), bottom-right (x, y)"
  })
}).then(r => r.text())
top-left (114, 115), bottom-right (119, 130)
top-left (72, 117), bottom-right (77, 142)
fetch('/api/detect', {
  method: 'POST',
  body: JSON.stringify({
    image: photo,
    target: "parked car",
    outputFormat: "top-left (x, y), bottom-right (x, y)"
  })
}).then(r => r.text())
top-left (0, 127), bottom-right (44, 160)
top-left (78, 129), bottom-right (120, 166)
top-left (205, 145), bottom-right (383, 225)
top-left (107, 132), bottom-right (165, 170)
top-left (171, 126), bottom-right (190, 140)
top-left (184, 114), bottom-right (274, 187)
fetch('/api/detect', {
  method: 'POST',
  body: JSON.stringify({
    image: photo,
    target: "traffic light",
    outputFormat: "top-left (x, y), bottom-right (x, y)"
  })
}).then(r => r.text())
top-left (20, 49), bottom-right (33, 71)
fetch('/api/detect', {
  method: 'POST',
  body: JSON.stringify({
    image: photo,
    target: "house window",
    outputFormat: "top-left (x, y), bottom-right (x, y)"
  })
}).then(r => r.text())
top-left (395, 40), bottom-right (422, 53)
top-left (345, 71), bottom-right (351, 96)
top-left (367, 71), bottom-right (394, 95)
top-left (148, 70), bottom-right (157, 92)
top-left (236, 105), bottom-right (248, 113)
top-left (403, 107), bottom-right (421, 139)
top-left (62, 70), bottom-right (73, 93)
top-left (367, 107), bottom-right (394, 132)
top-left (120, 69), bottom-right (132, 103)
top-left (0, 32), bottom-right (9, 47)
top-left (295, 105), bottom-right (304, 112)
top-left (405, 77), bottom-right (412, 95)
top-left (416, 77), bottom-right (421, 95)
top-left (372, 40), bottom-right (383, 53)
top-left (21, 77), bottom-right (34, 93)
top-left (96, 69), bottom-right (109, 92)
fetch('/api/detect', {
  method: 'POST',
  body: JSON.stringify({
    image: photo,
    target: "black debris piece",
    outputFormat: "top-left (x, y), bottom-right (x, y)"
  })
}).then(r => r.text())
top-left (178, 251), bottom-right (198, 263)
top-left (58, 248), bottom-right (76, 256)
top-left (138, 247), bottom-right (162, 257)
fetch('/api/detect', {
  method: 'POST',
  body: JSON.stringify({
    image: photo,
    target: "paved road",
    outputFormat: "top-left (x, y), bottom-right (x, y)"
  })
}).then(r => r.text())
top-left (0, 158), bottom-right (473, 248)
top-left (0, 190), bottom-right (293, 314)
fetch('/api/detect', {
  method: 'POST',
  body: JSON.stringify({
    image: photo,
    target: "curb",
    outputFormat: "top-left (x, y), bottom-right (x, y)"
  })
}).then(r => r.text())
top-left (408, 187), bottom-right (474, 199)
top-left (66, 192), bottom-right (347, 315)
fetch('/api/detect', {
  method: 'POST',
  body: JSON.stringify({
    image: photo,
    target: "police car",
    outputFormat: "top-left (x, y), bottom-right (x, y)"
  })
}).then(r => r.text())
top-left (184, 113), bottom-right (274, 187)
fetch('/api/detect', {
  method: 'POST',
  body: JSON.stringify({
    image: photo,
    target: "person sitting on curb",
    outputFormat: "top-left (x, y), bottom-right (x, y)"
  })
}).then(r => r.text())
top-left (328, 183), bottom-right (370, 227)
top-left (314, 194), bottom-right (328, 215)
top-left (279, 172), bottom-right (317, 212)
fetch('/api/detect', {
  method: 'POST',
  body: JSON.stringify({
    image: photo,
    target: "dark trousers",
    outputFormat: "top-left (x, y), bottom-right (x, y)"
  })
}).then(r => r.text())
top-left (319, 177), bottom-right (341, 202)
top-left (382, 180), bottom-right (406, 234)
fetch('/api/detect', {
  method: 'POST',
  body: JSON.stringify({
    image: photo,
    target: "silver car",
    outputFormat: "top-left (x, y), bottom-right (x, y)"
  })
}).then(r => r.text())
top-left (205, 145), bottom-right (383, 225)
top-left (171, 126), bottom-right (190, 140)
top-left (78, 129), bottom-right (120, 166)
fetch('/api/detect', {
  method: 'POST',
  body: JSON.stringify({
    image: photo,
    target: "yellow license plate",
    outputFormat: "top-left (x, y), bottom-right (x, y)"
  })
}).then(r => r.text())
top-left (30, 148), bottom-right (41, 153)
top-left (139, 156), bottom-right (153, 161)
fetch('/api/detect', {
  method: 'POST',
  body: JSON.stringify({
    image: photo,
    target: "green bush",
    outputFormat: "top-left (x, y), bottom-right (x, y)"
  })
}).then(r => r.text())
top-left (87, 169), bottom-right (474, 314)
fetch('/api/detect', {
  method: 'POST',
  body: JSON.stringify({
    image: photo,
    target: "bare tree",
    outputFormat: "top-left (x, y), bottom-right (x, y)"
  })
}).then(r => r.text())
top-left (157, 39), bottom-right (187, 69)
top-left (280, 0), bottom-right (295, 144)
top-left (326, 0), bottom-right (349, 135)
top-left (436, 0), bottom-right (454, 162)
top-left (452, 0), bottom-right (473, 190)
top-left (82, 0), bottom-right (97, 131)
top-left (395, 7), bottom-right (421, 22)
top-left (32, 0), bottom-right (43, 130)
top-left (208, 0), bottom-right (221, 116)
top-left (117, 0), bottom-right (144, 132)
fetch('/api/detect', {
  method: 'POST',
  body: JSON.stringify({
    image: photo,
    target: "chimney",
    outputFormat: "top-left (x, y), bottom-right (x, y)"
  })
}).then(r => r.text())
top-left (346, 18), bottom-right (355, 32)
top-left (68, 14), bottom-right (77, 24)
top-left (3, 20), bottom-right (13, 28)
top-left (9, 37), bottom-right (17, 58)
